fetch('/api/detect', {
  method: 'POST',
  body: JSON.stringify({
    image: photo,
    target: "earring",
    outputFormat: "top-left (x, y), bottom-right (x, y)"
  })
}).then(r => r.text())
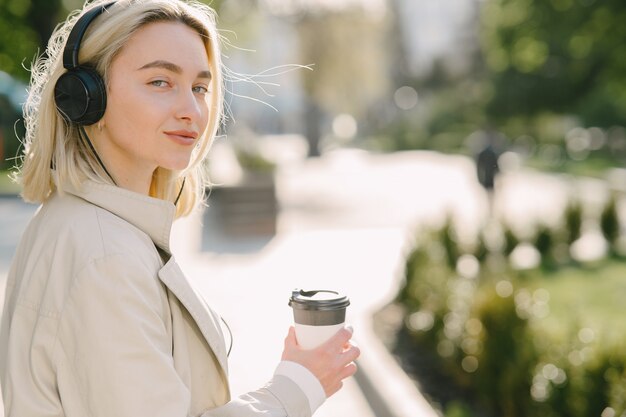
top-left (97, 121), bottom-right (103, 131)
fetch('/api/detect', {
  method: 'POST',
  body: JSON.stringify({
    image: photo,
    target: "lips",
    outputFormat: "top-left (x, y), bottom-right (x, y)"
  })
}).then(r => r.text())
top-left (164, 129), bottom-right (198, 146)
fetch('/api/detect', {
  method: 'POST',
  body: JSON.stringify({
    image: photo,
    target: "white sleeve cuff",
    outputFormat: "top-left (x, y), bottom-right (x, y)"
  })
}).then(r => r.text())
top-left (274, 361), bottom-right (326, 415)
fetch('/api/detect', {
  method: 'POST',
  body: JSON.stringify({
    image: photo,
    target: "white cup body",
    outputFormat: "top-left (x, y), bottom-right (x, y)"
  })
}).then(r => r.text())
top-left (294, 322), bottom-right (344, 350)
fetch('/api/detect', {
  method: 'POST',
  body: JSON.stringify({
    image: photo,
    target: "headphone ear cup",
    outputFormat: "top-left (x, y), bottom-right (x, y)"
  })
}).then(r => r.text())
top-left (54, 67), bottom-right (107, 126)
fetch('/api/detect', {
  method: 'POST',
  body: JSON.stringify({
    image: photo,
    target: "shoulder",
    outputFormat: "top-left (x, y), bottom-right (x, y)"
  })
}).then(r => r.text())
top-left (8, 191), bottom-right (163, 315)
top-left (37, 191), bottom-right (159, 262)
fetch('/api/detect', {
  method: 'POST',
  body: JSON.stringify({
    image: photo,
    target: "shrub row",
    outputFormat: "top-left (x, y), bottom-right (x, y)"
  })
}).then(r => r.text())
top-left (396, 221), bottom-right (626, 417)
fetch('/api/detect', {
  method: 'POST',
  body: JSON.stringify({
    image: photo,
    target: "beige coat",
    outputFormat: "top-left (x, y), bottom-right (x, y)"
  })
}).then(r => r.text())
top-left (0, 180), bottom-right (310, 417)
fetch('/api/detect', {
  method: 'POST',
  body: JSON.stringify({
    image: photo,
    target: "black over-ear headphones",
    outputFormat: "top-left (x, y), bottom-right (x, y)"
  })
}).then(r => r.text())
top-left (54, 2), bottom-right (115, 126)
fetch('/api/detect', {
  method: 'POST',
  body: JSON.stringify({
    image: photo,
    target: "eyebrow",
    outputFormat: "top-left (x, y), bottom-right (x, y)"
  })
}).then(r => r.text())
top-left (138, 60), bottom-right (212, 80)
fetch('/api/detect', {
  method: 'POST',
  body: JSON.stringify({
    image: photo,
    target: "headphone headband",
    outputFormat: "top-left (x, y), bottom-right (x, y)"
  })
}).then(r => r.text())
top-left (63, 2), bottom-right (116, 69)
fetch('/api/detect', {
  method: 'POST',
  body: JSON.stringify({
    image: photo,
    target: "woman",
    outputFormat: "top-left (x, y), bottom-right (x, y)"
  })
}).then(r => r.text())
top-left (0, 1), bottom-right (360, 416)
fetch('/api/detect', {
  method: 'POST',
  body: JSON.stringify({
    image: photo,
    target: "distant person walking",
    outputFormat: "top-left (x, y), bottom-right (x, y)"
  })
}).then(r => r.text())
top-left (475, 131), bottom-right (501, 217)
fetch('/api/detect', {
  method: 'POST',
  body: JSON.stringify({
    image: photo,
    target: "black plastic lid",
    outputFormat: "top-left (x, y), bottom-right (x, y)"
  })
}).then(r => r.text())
top-left (289, 289), bottom-right (350, 311)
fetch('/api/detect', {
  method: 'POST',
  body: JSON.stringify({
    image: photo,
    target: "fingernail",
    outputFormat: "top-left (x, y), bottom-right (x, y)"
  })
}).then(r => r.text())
top-left (346, 325), bottom-right (354, 334)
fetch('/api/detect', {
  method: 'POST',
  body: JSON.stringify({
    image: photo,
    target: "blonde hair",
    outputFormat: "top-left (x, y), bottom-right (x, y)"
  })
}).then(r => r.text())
top-left (18, 0), bottom-right (224, 217)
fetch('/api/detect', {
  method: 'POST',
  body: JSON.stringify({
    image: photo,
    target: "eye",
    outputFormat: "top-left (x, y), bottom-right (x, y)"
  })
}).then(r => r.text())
top-left (149, 80), bottom-right (169, 88)
top-left (192, 85), bottom-right (209, 95)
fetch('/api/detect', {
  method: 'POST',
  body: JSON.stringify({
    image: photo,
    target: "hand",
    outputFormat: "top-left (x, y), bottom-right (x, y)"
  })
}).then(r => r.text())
top-left (281, 326), bottom-right (361, 397)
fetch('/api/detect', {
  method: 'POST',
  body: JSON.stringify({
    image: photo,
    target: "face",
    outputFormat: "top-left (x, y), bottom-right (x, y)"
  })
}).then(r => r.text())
top-left (99, 21), bottom-right (211, 182)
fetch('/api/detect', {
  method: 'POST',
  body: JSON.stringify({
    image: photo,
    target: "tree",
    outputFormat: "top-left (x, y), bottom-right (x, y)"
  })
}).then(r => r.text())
top-left (480, 0), bottom-right (626, 127)
top-left (293, 7), bottom-right (391, 155)
top-left (0, 0), bottom-right (64, 80)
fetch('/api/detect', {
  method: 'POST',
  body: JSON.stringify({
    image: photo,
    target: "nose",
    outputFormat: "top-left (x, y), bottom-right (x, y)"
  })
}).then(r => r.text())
top-left (175, 88), bottom-right (202, 124)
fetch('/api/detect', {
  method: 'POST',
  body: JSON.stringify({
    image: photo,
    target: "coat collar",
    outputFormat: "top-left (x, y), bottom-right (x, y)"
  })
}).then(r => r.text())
top-left (62, 179), bottom-right (176, 253)
top-left (158, 258), bottom-right (230, 377)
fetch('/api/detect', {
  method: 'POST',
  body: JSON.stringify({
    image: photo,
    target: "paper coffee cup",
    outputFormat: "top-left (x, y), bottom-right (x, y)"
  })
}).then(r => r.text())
top-left (289, 289), bottom-right (350, 350)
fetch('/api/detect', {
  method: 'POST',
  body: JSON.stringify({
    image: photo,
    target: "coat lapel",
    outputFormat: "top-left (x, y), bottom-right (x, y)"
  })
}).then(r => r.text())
top-left (158, 258), bottom-right (229, 376)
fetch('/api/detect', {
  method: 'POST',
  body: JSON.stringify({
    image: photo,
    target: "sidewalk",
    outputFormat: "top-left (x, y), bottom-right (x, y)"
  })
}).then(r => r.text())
top-left (172, 207), bottom-right (435, 417)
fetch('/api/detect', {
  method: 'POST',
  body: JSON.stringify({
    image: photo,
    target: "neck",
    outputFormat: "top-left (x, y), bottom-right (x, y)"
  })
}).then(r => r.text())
top-left (111, 170), bottom-right (153, 195)
top-left (86, 127), bottom-right (155, 196)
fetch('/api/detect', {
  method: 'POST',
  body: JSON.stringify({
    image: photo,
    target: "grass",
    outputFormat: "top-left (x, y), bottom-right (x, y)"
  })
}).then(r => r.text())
top-left (524, 153), bottom-right (621, 179)
top-left (524, 260), bottom-right (626, 346)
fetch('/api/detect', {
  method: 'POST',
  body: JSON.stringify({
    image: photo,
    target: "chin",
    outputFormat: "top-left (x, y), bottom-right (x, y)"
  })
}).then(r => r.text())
top-left (160, 155), bottom-right (193, 171)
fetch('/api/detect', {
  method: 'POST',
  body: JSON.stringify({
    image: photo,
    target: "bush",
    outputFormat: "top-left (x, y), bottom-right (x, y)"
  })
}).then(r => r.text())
top-left (471, 289), bottom-right (536, 417)
top-left (564, 200), bottom-right (583, 245)
top-left (440, 216), bottom-right (460, 268)
top-left (534, 224), bottom-right (556, 268)
top-left (395, 220), bottom-right (626, 417)
top-left (536, 346), bottom-right (626, 417)
top-left (600, 195), bottom-right (620, 255)
top-left (397, 234), bottom-right (451, 349)
top-left (502, 223), bottom-right (519, 256)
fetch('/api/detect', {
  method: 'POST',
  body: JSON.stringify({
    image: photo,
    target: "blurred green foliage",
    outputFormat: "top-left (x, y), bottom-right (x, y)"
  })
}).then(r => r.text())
top-left (481, 0), bottom-right (626, 127)
top-left (2, 0), bottom-right (625, 167)
top-left (0, 0), bottom-right (63, 81)
top-left (564, 200), bottom-right (583, 245)
top-left (472, 288), bottom-right (536, 417)
top-left (396, 213), bottom-right (626, 417)
top-left (600, 194), bottom-right (619, 251)
top-left (534, 224), bottom-right (556, 268)
top-left (381, 0), bottom-right (626, 162)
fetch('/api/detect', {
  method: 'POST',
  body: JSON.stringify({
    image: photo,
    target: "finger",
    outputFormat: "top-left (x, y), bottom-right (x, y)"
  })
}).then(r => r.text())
top-left (285, 326), bottom-right (296, 341)
top-left (343, 339), bottom-right (358, 352)
top-left (338, 362), bottom-right (358, 380)
top-left (283, 327), bottom-right (298, 350)
top-left (340, 344), bottom-right (361, 365)
top-left (325, 381), bottom-right (344, 398)
top-left (325, 326), bottom-right (353, 348)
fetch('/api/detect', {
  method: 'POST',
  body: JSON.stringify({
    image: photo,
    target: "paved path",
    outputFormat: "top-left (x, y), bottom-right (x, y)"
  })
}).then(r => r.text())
top-left (0, 150), bottom-right (612, 416)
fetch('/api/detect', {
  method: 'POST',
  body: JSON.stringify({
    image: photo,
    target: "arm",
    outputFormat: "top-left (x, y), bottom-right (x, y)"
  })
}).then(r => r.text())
top-left (55, 253), bottom-right (193, 417)
top-left (202, 371), bottom-right (310, 417)
top-left (204, 327), bottom-right (359, 417)
top-left (55, 253), bottom-right (357, 417)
